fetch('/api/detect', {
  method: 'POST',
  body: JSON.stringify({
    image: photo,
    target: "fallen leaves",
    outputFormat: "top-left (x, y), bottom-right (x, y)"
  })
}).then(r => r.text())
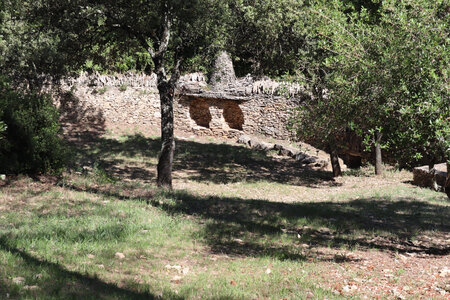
top-left (165, 264), bottom-right (189, 275)
top-left (316, 247), bottom-right (450, 299)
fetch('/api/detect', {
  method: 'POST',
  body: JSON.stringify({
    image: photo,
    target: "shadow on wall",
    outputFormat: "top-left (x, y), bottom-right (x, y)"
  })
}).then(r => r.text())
top-left (57, 91), bottom-right (106, 140)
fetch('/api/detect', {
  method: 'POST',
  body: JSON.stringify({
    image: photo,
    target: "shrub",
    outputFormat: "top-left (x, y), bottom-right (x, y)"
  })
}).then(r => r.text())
top-left (0, 82), bottom-right (68, 175)
top-left (119, 84), bottom-right (127, 92)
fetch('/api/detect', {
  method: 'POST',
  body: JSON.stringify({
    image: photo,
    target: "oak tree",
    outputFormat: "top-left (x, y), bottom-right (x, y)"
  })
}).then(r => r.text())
top-left (33, 0), bottom-right (229, 188)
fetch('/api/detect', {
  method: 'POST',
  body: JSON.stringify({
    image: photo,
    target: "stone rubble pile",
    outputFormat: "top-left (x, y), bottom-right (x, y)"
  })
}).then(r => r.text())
top-left (63, 72), bottom-right (157, 88)
top-left (179, 72), bottom-right (306, 99)
top-left (178, 52), bottom-right (306, 99)
top-left (237, 134), bottom-right (329, 169)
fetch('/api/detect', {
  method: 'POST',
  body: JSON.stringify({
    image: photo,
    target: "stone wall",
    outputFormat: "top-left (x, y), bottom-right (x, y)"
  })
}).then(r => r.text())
top-left (56, 72), bottom-right (304, 140)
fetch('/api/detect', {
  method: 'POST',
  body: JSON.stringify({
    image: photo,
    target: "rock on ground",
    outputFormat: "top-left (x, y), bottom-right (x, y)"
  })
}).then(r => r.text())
top-left (413, 163), bottom-right (447, 191)
top-left (236, 135), bottom-right (251, 146)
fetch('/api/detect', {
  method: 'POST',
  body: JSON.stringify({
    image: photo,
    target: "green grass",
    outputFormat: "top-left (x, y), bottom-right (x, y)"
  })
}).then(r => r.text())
top-left (94, 87), bottom-right (108, 95)
top-left (0, 178), bottom-right (340, 299)
top-left (0, 132), bottom-right (448, 299)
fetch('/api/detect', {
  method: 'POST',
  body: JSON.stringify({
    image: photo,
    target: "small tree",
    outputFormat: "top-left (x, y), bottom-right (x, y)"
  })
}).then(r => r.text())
top-left (293, 0), bottom-right (449, 174)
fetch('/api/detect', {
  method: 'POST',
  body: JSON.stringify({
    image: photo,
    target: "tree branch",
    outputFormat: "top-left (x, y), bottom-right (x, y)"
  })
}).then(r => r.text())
top-left (169, 56), bottom-right (183, 86)
top-left (153, 12), bottom-right (172, 58)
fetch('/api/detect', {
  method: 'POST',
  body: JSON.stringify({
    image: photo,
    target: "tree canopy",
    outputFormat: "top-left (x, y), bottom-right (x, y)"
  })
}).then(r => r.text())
top-left (25, 0), bottom-right (231, 187)
top-left (289, 0), bottom-right (449, 172)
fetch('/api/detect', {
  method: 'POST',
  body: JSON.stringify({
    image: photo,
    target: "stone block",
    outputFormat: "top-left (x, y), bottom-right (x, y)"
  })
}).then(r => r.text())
top-left (278, 146), bottom-right (298, 157)
top-left (294, 152), bottom-right (308, 162)
top-left (413, 163), bottom-right (447, 190)
top-left (237, 135), bottom-right (252, 146)
top-left (302, 156), bottom-right (318, 165)
top-left (252, 141), bottom-right (274, 152)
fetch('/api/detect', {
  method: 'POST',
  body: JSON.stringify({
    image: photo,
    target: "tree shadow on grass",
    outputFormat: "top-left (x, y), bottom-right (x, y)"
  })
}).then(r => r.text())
top-left (167, 192), bottom-right (450, 257)
top-left (174, 140), bottom-right (337, 187)
top-left (0, 237), bottom-right (170, 300)
top-left (64, 183), bottom-right (450, 261)
top-left (68, 133), bottom-right (339, 187)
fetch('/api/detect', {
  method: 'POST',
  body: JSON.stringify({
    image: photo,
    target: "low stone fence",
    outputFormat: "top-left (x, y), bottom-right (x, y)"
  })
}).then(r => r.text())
top-left (54, 72), bottom-right (304, 140)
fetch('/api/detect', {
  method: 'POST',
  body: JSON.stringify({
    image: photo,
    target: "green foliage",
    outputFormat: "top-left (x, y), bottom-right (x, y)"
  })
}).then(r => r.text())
top-left (30, 0), bottom-right (230, 77)
top-left (119, 84), bottom-right (128, 92)
top-left (94, 87), bottom-right (108, 95)
top-left (227, 0), bottom-right (311, 77)
top-left (0, 0), bottom-right (89, 87)
top-left (0, 80), bottom-right (67, 175)
top-left (291, 0), bottom-right (449, 167)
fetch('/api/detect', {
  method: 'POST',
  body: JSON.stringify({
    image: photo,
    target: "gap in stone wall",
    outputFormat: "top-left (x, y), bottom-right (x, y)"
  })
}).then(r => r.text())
top-left (223, 101), bottom-right (244, 130)
top-left (189, 98), bottom-right (212, 128)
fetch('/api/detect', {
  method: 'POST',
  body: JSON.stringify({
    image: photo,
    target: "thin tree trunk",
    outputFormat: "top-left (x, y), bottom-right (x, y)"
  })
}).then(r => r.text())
top-left (330, 148), bottom-right (342, 177)
top-left (156, 80), bottom-right (175, 188)
top-left (375, 132), bottom-right (383, 175)
top-left (137, 10), bottom-right (177, 188)
top-left (446, 162), bottom-right (450, 199)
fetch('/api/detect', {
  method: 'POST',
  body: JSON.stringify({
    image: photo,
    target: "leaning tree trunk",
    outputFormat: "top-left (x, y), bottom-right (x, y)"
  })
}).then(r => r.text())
top-left (375, 132), bottom-right (383, 176)
top-left (330, 148), bottom-right (342, 177)
top-left (156, 80), bottom-right (176, 188)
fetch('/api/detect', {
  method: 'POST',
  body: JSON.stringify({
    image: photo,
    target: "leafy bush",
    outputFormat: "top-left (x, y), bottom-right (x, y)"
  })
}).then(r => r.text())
top-left (0, 82), bottom-right (68, 175)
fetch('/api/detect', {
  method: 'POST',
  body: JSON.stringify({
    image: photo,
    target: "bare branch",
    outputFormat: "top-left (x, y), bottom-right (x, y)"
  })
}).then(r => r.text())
top-left (169, 56), bottom-right (183, 86)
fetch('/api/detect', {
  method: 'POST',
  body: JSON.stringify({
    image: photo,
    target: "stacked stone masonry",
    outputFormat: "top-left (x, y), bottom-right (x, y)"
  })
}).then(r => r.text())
top-left (55, 72), bottom-right (305, 140)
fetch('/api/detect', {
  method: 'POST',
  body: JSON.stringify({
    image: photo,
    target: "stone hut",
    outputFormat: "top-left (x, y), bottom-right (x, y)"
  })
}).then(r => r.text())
top-left (175, 52), bottom-right (305, 139)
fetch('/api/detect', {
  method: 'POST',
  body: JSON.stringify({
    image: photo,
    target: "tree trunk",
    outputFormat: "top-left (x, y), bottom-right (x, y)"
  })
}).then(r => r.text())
top-left (330, 148), bottom-right (342, 177)
top-left (445, 162), bottom-right (450, 199)
top-left (156, 80), bottom-right (176, 189)
top-left (375, 132), bottom-right (383, 175)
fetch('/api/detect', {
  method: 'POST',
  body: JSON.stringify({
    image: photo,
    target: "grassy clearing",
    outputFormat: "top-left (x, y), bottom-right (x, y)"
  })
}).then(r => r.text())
top-left (0, 178), bottom-right (336, 299)
top-left (0, 131), bottom-right (448, 299)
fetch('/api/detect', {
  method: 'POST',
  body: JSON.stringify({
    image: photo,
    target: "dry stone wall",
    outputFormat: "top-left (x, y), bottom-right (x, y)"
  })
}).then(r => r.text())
top-left (56, 72), bottom-right (304, 140)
